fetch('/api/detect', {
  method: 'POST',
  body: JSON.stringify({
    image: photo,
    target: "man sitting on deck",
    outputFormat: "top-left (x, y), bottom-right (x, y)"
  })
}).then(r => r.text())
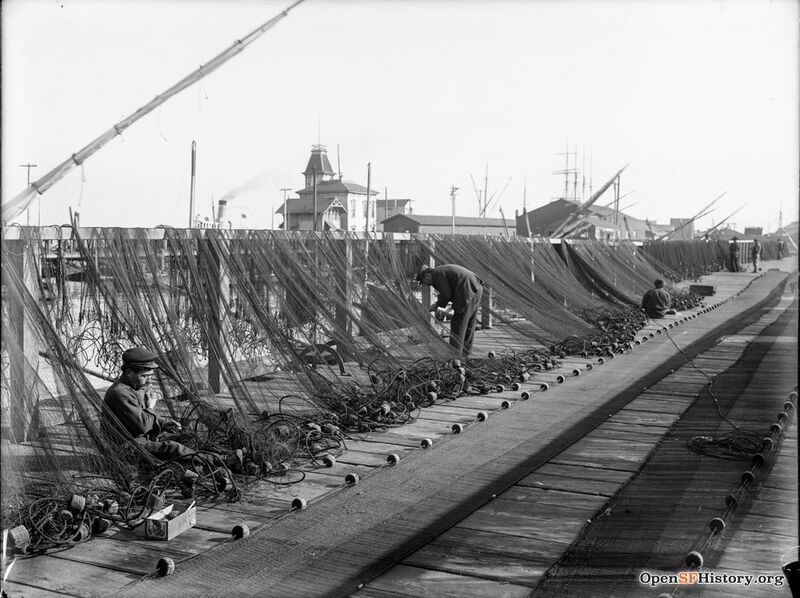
top-left (641, 279), bottom-right (676, 319)
top-left (103, 347), bottom-right (194, 462)
top-left (416, 264), bottom-right (483, 357)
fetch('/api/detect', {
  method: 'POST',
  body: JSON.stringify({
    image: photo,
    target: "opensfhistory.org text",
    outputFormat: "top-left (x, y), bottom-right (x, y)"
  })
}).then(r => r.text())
top-left (639, 571), bottom-right (785, 588)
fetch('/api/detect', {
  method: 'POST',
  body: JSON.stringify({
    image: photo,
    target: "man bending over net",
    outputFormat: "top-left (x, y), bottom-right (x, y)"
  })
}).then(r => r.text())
top-left (416, 264), bottom-right (484, 357)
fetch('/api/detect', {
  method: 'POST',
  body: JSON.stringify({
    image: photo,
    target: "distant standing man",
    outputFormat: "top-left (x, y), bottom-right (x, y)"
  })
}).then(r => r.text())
top-left (641, 279), bottom-right (675, 319)
top-left (103, 347), bottom-right (193, 461)
top-left (777, 237), bottom-right (785, 260)
top-left (750, 239), bottom-right (761, 273)
top-left (417, 264), bottom-right (484, 357)
top-left (729, 237), bottom-right (741, 272)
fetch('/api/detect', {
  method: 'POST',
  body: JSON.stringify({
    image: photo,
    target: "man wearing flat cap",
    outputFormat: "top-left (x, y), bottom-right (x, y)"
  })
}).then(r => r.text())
top-left (103, 347), bottom-right (194, 461)
top-left (416, 264), bottom-right (484, 357)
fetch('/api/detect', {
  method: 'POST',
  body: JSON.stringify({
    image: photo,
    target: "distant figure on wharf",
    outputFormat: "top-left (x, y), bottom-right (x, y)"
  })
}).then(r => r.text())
top-left (641, 279), bottom-right (675, 319)
top-left (729, 237), bottom-right (741, 272)
top-left (416, 264), bottom-right (484, 358)
top-left (751, 238), bottom-right (762, 273)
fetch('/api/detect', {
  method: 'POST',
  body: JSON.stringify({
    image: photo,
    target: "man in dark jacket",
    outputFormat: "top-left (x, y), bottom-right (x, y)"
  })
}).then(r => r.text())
top-left (729, 237), bottom-right (741, 272)
top-left (103, 347), bottom-right (194, 461)
top-left (641, 279), bottom-right (674, 319)
top-left (417, 264), bottom-right (483, 357)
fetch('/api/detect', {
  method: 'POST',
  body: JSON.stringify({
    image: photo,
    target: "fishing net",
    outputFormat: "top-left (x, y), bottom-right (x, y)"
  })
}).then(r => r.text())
top-left (418, 235), bottom-right (607, 342)
top-left (1, 228), bottom-right (719, 553)
top-left (639, 239), bottom-right (728, 281)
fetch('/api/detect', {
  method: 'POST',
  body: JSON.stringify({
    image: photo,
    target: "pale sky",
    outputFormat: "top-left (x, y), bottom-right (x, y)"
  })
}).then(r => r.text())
top-left (2, 0), bottom-right (798, 232)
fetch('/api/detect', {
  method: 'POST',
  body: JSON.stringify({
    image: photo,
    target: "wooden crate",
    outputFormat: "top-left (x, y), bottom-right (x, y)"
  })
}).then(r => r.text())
top-left (689, 284), bottom-right (715, 296)
top-left (145, 501), bottom-right (197, 541)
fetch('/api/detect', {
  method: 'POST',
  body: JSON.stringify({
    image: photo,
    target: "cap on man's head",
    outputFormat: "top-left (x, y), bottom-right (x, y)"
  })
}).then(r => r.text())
top-left (122, 347), bottom-right (159, 370)
top-left (415, 267), bottom-right (434, 283)
top-left (654, 279), bottom-right (665, 288)
top-left (732, 236), bottom-right (738, 241)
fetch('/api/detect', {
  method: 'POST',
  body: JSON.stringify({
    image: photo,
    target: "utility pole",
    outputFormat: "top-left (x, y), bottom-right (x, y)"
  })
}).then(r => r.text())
top-left (279, 187), bottom-right (291, 230)
top-left (450, 185), bottom-right (459, 235)
top-left (188, 142), bottom-right (196, 228)
top-left (365, 162), bottom-right (372, 233)
top-left (482, 164), bottom-right (489, 218)
top-left (20, 163), bottom-right (38, 226)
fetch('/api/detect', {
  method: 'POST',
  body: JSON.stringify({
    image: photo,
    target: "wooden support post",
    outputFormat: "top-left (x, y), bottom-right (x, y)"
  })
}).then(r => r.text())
top-left (4, 238), bottom-right (42, 442)
top-left (558, 240), bottom-right (570, 307)
top-left (335, 236), bottom-right (354, 338)
top-left (199, 235), bottom-right (229, 395)
top-left (481, 285), bottom-right (493, 329)
top-left (529, 238), bottom-right (535, 285)
top-left (422, 239), bottom-right (435, 325)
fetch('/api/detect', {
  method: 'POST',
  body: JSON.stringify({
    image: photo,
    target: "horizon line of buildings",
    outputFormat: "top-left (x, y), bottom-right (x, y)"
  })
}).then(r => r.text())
top-left (197, 145), bottom-right (786, 241)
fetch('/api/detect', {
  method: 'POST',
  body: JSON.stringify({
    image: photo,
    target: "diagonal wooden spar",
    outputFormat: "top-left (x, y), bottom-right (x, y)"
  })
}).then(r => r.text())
top-left (551, 163), bottom-right (629, 238)
top-left (600, 189), bottom-right (634, 208)
top-left (657, 191), bottom-right (727, 241)
top-left (657, 205), bottom-right (719, 241)
top-left (485, 176), bottom-right (512, 217)
top-left (2, 0), bottom-right (306, 223)
top-left (702, 205), bottom-right (745, 236)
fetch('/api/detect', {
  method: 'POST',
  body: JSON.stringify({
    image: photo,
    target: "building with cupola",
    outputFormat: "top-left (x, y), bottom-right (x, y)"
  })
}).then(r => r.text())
top-left (276, 145), bottom-right (381, 232)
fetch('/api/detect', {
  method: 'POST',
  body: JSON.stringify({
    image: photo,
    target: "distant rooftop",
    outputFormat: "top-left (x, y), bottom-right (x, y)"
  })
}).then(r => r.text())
top-left (296, 179), bottom-right (376, 195)
top-left (381, 213), bottom-right (507, 227)
top-left (302, 145), bottom-right (336, 177)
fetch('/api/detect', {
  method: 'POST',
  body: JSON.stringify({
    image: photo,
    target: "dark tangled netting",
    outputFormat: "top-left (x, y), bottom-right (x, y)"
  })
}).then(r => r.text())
top-left (4, 228), bottom-right (766, 554)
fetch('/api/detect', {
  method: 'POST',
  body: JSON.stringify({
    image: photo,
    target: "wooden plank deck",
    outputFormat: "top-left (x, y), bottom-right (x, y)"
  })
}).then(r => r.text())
top-left (4, 265), bottom-right (796, 597)
top-left (695, 407), bottom-right (798, 597)
top-left (351, 271), bottom-right (797, 598)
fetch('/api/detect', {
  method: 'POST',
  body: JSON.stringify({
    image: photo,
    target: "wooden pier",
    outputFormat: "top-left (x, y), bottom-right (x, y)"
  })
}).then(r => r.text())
top-left (3, 259), bottom-right (797, 598)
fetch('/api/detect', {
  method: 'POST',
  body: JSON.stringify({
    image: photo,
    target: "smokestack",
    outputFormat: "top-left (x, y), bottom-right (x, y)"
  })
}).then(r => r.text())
top-left (216, 199), bottom-right (228, 226)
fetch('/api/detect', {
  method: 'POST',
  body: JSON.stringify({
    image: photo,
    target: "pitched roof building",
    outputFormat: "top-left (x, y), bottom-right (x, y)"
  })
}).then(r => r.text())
top-left (375, 198), bottom-right (413, 230)
top-left (276, 145), bottom-right (379, 231)
top-left (381, 213), bottom-right (511, 236)
top-left (516, 198), bottom-right (671, 240)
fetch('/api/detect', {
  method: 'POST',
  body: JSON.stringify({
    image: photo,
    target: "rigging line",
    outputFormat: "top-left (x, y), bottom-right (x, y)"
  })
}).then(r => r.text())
top-left (486, 176), bottom-right (512, 215)
top-left (77, 163), bottom-right (86, 210)
top-left (198, 70), bottom-right (210, 107)
top-left (169, 156), bottom-right (192, 225)
top-left (662, 326), bottom-right (741, 430)
top-left (156, 106), bottom-right (168, 142)
top-left (2, 0), bottom-right (306, 222)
